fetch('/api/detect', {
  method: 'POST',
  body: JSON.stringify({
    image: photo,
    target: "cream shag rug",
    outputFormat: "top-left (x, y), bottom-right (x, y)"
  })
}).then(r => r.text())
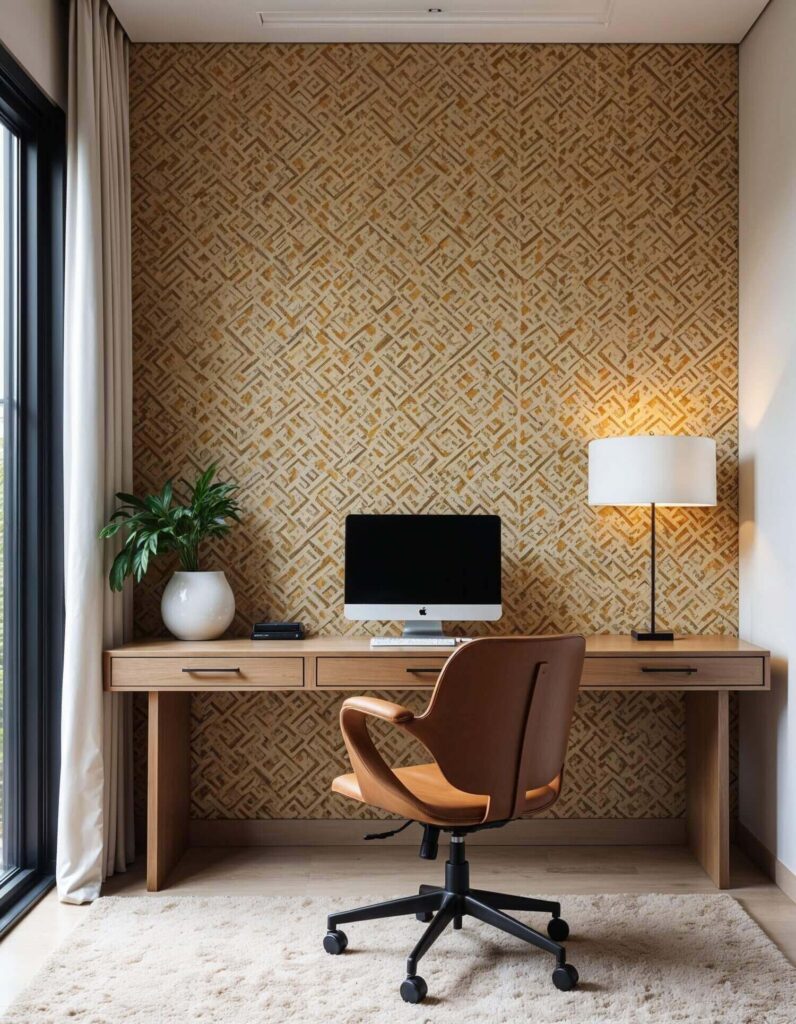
top-left (3, 893), bottom-right (795, 1023)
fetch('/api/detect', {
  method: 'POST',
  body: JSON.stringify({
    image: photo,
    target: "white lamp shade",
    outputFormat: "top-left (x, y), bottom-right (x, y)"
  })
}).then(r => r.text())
top-left (588, 435), bottom-right (716, 507)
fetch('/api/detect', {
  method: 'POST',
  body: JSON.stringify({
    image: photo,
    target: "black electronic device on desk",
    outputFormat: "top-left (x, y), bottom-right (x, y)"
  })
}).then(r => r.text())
top-left (251, 621), bottom-right (304, 641)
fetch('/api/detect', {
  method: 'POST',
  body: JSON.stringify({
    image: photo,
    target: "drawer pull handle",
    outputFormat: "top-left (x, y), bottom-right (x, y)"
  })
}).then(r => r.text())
top-left (406, 667), bottom-right (441, 673)
top-left (181, 667), bottom-right (241, 673)
top-left (641, 666), bottom-right (698, 675)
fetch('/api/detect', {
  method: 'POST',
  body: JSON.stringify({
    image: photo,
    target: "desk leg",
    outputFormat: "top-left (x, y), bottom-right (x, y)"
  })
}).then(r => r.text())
top-left (685, 691), bottom-right (730, 889)
top-left (147, 692), bottom-right (191, 892)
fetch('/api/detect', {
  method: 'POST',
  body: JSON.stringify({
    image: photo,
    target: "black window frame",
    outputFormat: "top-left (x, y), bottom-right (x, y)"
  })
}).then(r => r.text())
top-left (0, 41), bottom-right (64, 937)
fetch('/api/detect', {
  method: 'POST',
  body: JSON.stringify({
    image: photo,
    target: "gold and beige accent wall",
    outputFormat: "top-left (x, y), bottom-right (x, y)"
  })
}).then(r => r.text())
top-left (130, 43), bottom-right (738, 824)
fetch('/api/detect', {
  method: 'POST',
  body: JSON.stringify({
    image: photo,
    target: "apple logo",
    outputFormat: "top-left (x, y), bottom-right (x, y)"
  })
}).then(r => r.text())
top-left (419, 607), bottom-right (427, 616)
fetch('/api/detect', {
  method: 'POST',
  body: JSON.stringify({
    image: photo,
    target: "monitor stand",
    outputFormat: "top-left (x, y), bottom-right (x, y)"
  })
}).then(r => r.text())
top-left (402, 620), bottom-right (446, 639)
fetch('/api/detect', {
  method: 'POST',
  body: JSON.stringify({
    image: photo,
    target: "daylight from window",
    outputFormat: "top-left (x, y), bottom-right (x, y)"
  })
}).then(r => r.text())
top-left (0, 122), bottom-right (11, 878)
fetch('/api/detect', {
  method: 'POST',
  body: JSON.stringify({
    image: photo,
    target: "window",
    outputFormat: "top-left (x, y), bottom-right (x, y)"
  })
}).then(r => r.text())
top-left (0, 119), bottom-right (13, 882)
top-left (0, 43), bottom-right (64, 935)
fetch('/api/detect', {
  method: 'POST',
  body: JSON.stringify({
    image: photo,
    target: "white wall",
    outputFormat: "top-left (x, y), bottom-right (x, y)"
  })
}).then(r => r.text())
top-left (739, 0), bottom-right (796, 876)
top-left (0, 0), bottom-right (68, 109)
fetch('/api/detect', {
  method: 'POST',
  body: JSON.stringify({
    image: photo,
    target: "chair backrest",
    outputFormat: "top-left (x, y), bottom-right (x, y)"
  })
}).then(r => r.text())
top-left (409, 635), bottom-right (585, 822)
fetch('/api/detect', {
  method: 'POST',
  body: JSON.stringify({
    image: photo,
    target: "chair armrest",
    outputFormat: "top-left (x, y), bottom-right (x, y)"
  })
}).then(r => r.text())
top-left (338, 696), bottom-right (426, 820)
top-left (340, 696), bottom-right (414, 725)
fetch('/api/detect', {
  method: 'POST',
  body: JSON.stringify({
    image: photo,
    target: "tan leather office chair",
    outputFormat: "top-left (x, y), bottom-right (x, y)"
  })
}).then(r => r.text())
top-left (323, 634), bottom-right (586, 1003)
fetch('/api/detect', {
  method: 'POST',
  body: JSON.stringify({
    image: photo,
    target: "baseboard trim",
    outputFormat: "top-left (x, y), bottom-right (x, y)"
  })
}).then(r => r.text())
top-left (188, 817), bottom-right (686, 847)
top-left (736, 822), bottom-right (796, 904)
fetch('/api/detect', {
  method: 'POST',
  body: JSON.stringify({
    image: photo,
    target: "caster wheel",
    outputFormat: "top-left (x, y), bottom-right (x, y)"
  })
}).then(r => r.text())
top-left (552, 963), bottom-right (579, 992)
top-left (400, 976), bottom-right (428, 1004)
top-left (323, 929), bottom-right (348, 955)
top-left (547, 917), bottom-right (570, 941)
top-left (416, 912), bottom-right (433, 922)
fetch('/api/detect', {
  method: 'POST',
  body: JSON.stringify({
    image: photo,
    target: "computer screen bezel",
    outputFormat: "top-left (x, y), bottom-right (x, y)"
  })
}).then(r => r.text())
top-left (343, 513), bottom-right (502, 626)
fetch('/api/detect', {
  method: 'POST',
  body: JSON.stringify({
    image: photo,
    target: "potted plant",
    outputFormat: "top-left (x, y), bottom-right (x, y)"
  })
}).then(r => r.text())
top-left (100, 463), bottom-right (242, 640)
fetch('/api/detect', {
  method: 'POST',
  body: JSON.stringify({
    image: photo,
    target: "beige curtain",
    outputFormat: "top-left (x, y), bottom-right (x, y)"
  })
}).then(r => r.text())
top-left (57, 0), bottom-right (134, 903)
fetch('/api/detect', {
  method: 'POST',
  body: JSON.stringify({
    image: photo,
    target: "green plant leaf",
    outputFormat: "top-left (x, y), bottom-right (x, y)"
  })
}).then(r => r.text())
top-left (133, 545), bottom-right (150, 581)
top-left (100, 462), bottom-right (242, 591)
top-left (143, 494), bottom-right (164, 514)
top-left (114, 492), bottom-right (149, 510)
top-left (109, 549), bottom-right (130, 592)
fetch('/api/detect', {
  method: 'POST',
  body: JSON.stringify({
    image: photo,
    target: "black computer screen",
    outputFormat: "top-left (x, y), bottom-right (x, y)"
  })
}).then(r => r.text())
top-left (344, 514), bottom-right (501, 605)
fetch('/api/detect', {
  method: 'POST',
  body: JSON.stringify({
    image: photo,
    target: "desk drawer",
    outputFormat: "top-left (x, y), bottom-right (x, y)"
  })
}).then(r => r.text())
top-left (582, 656), bottom-right (765, 689)
top-left (316, 656), bottom-right (449, 688)
top-left (109, 656), bottom-right (304, 691)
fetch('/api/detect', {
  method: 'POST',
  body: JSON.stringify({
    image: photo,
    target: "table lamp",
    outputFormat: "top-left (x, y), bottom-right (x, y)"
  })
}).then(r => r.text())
top-left (588, 435), bottom-right (716, 641)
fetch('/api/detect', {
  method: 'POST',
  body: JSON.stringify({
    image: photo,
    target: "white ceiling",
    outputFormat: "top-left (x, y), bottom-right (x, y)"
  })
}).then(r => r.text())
top-left (111, 0), bottom-right (768, 44)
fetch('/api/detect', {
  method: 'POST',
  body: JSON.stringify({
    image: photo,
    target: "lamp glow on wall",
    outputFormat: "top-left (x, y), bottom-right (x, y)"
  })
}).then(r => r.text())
top-left (588, 436), bottom-right (717, 641)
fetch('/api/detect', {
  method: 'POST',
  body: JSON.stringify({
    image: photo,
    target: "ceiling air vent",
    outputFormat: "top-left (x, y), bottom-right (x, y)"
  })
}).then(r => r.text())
top-left (256, 1), bottom-right (613, 29)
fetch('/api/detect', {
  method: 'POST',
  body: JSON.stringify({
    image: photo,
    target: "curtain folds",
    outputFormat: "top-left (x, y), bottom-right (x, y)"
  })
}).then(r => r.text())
top-left (57, 0), bottom-right (134, 904)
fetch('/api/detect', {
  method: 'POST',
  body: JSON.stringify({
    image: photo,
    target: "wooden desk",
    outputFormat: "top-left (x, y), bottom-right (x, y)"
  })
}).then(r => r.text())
top-left (104, 634), bottom-right (769, 892)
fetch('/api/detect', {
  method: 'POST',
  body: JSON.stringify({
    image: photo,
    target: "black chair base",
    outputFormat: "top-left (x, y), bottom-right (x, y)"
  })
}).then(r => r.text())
top-left (323, 836), bottom-right (579, 1002)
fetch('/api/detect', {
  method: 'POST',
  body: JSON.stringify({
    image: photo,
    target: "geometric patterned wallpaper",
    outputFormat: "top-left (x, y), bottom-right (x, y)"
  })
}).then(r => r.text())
top-left (187, 689), bottom-right (687, 821)
top-left (132, 689), bottom-right (739, 822)
top-left (129, 43), bottom-right (738, 822)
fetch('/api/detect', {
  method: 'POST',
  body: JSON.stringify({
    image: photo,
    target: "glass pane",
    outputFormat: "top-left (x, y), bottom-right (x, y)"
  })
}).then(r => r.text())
top-left (0, 121), bottom-right (17, 880)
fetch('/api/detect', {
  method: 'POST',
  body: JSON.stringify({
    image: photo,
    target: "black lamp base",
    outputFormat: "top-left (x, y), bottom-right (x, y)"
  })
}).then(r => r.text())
top-left (632, 628), bottom-right (674, 642)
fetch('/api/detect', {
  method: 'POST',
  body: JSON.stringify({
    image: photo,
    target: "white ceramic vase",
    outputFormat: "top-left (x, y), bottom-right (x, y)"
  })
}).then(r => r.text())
top-left (161, 570), bottom-right (235, 640)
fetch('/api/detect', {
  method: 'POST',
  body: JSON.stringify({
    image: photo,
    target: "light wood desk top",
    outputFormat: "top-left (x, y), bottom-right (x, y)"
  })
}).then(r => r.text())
top-left (583, 634), bottom-right (767, 657)
top-left (106, 633), bottom-right (767, 658)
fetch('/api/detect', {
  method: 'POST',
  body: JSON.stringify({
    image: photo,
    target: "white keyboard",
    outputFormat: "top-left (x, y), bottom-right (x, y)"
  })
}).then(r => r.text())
top-left (370, 636), bottom-right (458, 647)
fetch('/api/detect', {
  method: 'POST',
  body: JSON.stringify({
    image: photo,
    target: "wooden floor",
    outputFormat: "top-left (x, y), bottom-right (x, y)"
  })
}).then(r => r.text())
top-left (1, 844), bottom-right (794, 1014)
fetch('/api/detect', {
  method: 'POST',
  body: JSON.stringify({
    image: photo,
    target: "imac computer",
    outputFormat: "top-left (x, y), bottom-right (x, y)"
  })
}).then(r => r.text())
top-left (344, 514), bottom-right (502, 645)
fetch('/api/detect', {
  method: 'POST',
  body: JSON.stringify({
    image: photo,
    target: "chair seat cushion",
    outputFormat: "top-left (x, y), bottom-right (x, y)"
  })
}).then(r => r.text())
top-left (332, 761), bottom-right (559, 825)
